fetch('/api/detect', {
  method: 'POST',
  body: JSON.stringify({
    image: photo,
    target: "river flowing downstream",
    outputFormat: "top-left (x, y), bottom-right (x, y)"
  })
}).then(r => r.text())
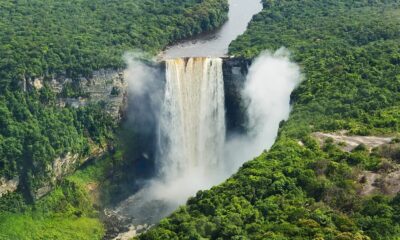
top-left (163, 0), bottom-right (263, 58)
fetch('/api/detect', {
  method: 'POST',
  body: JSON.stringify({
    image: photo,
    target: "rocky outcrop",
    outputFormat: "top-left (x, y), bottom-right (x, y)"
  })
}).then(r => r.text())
top-left (103, 208), bottom-right (153, 240)
top-left (33, 148), bottom-right (105, 200)
top-left (32, 78), bottom-right (44, 90)
top-left (7, 70), bottom-right (126, 200)
top-left (34, 184), bottom-right (52, 200)
top-left (23, 69), bottom-right (128, 120)
top-left (52, 152), bottom-right (80, 181)
top-left (0, 177), bottom-right (19, 197)
top-left (50, 69), bottom-right (128, 120)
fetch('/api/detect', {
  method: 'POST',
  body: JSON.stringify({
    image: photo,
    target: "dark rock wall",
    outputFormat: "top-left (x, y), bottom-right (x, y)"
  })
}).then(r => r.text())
top-left (223, 57), bottom-right (251, 138)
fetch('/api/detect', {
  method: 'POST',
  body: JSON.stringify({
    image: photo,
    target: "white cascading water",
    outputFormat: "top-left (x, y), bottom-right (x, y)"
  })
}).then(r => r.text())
top-left (158, 58), bottom-right (226, 185)
top-left (114, 57), bottom-right (227, 228)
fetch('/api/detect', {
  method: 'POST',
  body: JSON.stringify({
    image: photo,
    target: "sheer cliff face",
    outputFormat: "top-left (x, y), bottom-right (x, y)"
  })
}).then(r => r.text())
top-left (223, 57), bottom-right (250, 136)
top-left (51, 69), bottom-right (128, 120)
top-left (1, 70), bottom-right (127, 199)
top-left (24, 69), bottom-right (128, 120)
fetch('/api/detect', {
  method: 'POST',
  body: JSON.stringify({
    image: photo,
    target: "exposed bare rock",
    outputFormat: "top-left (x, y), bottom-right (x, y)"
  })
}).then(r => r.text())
top-left (312, 131), bottom-right (392, 152)
top-left (375, 170), bottom-right (400, 195)
top-left (102, 209), bottom-right (132, 240)
top-left (33, 148), bottom-right (105, 200)
top-left (112, 225), bottom-right (137, 240)
top-left (0, 177), bottom-right (19, 197)
top-left (223, 57), bottom-right (250, 135)
top-left (52, 152), bottom-right (80, 182)
top-left (32, 78), bottom-right (44, 90)
top-left (49, 69), bottom-right (128, 120)
top-left (35, 184), bottom-right (52, 199)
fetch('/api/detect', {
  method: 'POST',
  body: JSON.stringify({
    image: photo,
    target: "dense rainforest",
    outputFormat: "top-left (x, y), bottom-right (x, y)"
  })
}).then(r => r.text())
top-left (0, 0), bottom-right (228, 90)
top-left (139, 0), bottom-right (400, 239)
top-left (0, 0), bottom-right (228, 239)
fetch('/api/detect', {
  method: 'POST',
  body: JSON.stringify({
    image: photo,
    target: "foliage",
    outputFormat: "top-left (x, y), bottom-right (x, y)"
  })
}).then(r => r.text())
top-left (0, 88), bottom-right (116, 198)
top-left (140, 137), bottom-right (400, 239)
top-left (67, 149), bottom-right (131, 206)
top-left (0, 0), bottom-right (228, 92)
top-left (0, 176), bottom-right (104, 240)
top-left (0, 214), bottom-right (103, 240)
top-left (230, 0), bottom-right (400, 136)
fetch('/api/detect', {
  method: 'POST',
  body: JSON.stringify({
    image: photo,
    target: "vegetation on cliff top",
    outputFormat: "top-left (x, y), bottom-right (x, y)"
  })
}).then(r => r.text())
top-left (0, 0), bottom-right (228, 198)
top-left (139, 1), bottom-right (400, 239)
top-left (0, 0), bottom-right (228, 92)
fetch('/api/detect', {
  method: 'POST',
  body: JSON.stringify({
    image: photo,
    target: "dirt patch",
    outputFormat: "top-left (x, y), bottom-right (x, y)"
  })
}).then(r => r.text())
top-left (312, 132), bottom-right (392, 152)
top-left (358, 171), bottom-right (380, 196)
top-left (359, 170), bottom-right (400, 196)
top-left (86, 182), bottom-right (100, 204)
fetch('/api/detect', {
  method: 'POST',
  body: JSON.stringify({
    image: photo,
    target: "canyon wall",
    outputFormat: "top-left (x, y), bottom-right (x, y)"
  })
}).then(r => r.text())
top-left (25, 69), bottom-right (128, 120)
top-left (1, 70), bottom-right (128, 199)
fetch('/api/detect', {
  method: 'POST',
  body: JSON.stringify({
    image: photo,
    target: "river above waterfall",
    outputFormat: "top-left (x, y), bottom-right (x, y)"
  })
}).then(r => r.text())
top-left (162, 0), bottom-right (263, 58)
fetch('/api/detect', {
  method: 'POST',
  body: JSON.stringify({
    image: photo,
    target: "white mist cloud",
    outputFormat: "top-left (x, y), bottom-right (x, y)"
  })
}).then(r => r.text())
top-left (223, 48), bottom-right (302, 173)
top-left (123, 52), bottom-right (162, 97)
top-left (123, 52), bottom-right (164, 136)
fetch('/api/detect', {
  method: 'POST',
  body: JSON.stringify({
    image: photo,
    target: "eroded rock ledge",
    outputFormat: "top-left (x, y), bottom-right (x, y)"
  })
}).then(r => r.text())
top-left (0, 177), bottom-right (19, 197)
top-left (25, 69), bottom-right (128, 121)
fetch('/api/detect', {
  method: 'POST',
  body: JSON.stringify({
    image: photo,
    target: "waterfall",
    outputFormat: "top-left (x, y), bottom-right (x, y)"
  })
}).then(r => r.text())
top-left (115, 57), bottom-right (227, 225)
top-left (158, 57), bottom-right (226, 186)
top-left (115, 51), bottom-right (301, 231)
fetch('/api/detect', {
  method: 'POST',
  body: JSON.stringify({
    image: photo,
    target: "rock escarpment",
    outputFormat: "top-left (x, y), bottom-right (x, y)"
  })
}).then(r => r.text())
top-left (2, 69), bottom-right (127, 199)
top-left (223, 57), bottom-right (250, 135)
top-left (0, 177), bottom-right (19, 197)
top-left (24, 69), bottom-right (128, 120)
top-left (33, 148), bottom-right (105, 199)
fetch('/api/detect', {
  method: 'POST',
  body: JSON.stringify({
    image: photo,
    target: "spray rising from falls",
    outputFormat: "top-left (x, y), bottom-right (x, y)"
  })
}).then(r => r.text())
top-left (224, 49), bottom-right (302, 172)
